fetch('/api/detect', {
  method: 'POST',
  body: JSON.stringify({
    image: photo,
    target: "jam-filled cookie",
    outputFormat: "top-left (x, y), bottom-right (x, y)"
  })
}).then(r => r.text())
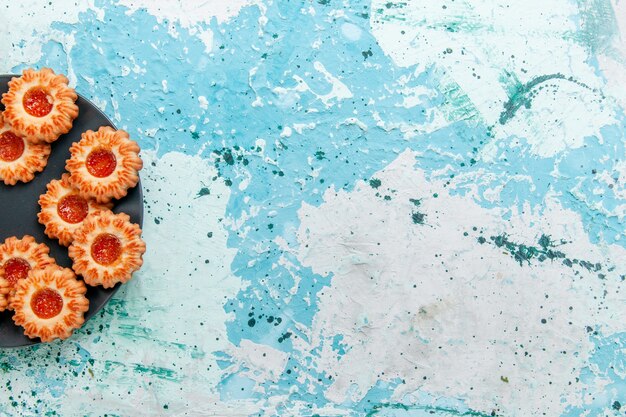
top-left (38, 173), bottom-right (113, 246)
top-left (11, 266), bottom-right (89, 342)
top-left (1, 68), bottom-right (79, 144)
top-left (69, 210), bottom-right (146, 288)
top-left (0, 277), bottom-right (9, 312)
top-left (66, 127), bottom-right (142, 203)
top-left (0, 236), bottom-right (56, 305)
top-left (0, 112), bottom-right (51, 185)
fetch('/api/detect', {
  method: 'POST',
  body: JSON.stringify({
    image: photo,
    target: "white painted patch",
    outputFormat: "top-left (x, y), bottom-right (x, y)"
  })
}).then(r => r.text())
top-left (294, 150), bottom-right (625, 415)
top-left (313, 61), bottom-right (353, 107)
top-left (293, 122), bottom-right (317, 134)
top-left (196, 28), bottom-right (215, 52)
top-left (340, 117), bottom-right (368, 131)
top-left (225, 339), bottom-right (289, 385)
top-left (118, 0), bottom-right (256, 26)
top-left (280, 126), bottom-right (293, 138)
top-left (0, 0), bottom-right (100, 72)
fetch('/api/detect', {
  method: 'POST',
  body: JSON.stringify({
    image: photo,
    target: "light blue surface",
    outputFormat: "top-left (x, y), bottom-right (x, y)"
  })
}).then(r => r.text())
top-left (0, 0), bottom-right (624, 416)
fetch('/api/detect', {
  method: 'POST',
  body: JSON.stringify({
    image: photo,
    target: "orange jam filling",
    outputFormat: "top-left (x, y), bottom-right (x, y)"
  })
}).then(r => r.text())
top-left (23, 87), bottom-right (53, 117)
top-left (31, 288), bottom-right (63, 319)
top-left (0, 131), bottom-right (25, 162)
top-left (3, 258), bottom-right (31, 286)
top-left (86, 149), bottom-right (117, 178)
top-left (57, 194), bottom-right (89, 224)
top-left (91, 233), bottom-right (122, 265)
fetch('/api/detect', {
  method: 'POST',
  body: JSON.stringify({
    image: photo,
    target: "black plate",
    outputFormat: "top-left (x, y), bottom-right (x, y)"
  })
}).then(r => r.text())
top-left (0, 74), bottom-right (143, 347)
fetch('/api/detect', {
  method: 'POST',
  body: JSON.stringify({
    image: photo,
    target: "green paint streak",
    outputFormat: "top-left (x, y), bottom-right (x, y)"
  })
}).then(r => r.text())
top-left (384, 1), bottom-right (407, 9)
top-left (133, 364), bottom-right (179, 381)
top-left (103, 360), bottom-right (180, 382)
top-left (366, 402), bottom-right (497, 417)
top-left (499, 73), bottom-right (598, 125)
top-left (374, 10), bottom-right (407, 22)
top-left (499, 74), bottom-right (567, 124)
top-left (114, 324), bottom-right (156, 340)
top-left (427, 17), bottom-right (489, 34)
top-left (113, 324), bottom-right (205, 358)
top-left (103, 298), bottom-right (131, 318)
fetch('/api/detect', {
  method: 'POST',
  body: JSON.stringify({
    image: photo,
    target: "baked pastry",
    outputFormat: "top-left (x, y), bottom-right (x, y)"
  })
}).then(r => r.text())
top-left (38, 173), bottom-right (113, 246)
top-left (0, 112), bottom-right (51, 185)
top-left (0, 277), bottom-right (9, 312)
top-left (1, 68), bottom-right (79, 143)
top-left (0, 236), bottom-right (56, 304)
top-left (69, 210), bottom-right (146, 288)
top-left (65, 127), bottom-right (142, 203)
top-left (11, 266), bottom-right (89, 342)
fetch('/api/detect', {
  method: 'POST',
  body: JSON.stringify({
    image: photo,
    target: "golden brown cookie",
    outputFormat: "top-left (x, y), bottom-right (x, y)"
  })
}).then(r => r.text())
top-left (69, 210), bottom-right (146, 288)
top-left (66, 127), bottom-right (142, 203)
top-left (0, 112), bottom-right (51, 185)
top-left (0, 235), bottom-right (56, 306)
top-left (1, 68), bottom-right (78, 144)
top-left (38, 173), bottom-right (113, 246)
top-left (11, 266), bottom-right (89, 342)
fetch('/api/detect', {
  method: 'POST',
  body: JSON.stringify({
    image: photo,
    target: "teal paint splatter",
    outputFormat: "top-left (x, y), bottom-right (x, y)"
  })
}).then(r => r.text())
top-left (411, 211), bottom-right (426, 224)
top-left (196, 187), bottom-right (210, 198)
top-left (480, 233), bottom-right (610, 277)
top-left (490, 232), bottom-right (566, 265)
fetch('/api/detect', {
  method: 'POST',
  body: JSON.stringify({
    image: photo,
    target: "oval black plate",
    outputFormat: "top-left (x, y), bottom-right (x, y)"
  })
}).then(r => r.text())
top-left (0, 74), bottom-right (143, 348)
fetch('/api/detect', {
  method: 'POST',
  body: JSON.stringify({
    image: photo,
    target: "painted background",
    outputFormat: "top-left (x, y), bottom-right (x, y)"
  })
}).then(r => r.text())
top-left (0, 0), bottom-right (625, 416)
